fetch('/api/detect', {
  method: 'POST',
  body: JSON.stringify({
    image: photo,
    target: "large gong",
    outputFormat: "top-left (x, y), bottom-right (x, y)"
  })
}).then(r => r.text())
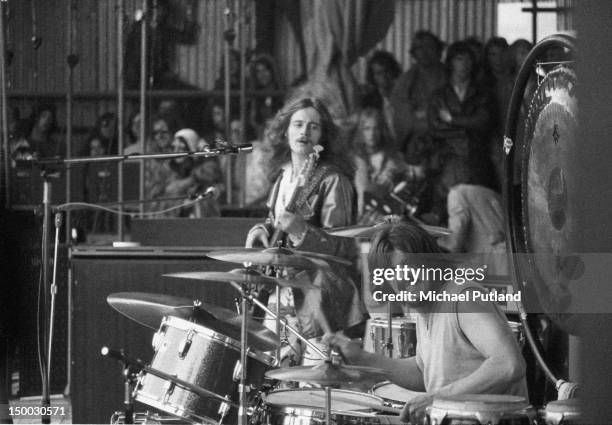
top-left (503, 35), bottom-right (580, 334)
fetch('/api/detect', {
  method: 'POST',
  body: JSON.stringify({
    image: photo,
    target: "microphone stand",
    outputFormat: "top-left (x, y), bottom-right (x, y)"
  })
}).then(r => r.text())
top-left (28, 148), bottom-right (250, 424)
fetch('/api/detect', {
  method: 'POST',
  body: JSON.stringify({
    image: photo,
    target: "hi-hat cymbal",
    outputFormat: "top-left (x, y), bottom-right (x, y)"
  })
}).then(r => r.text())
top-left (164, 268), bottom-right (310, 289)
top-left (207, 247), bottom-right (319, 269)
top-left (328, 221), bottom-right (451, 239)
top-left (107, 292), bottom-right (279, 352)
top-left (265, 361), bottom-right (391, 385)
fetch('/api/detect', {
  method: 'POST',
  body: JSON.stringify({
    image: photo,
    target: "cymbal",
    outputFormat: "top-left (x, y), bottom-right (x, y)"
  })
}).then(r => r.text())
top-left (328, 221), bottom-right (451, 239)
top-left (265, 361), bottom-right (391, 385)
top-left (207, 247), bottom-right (318, 269)
top-left (107, 292), bottom-right (280, 352)
top-left (291, 249), bottom-right (353, 266)
top-left (164, 268), bottom-right (310, 289)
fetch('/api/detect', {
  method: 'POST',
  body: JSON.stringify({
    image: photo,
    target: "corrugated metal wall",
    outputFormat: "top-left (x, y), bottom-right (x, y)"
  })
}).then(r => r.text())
top-left (5, 0), bottom-right (575, 120)
top-left (275, 0), bottom-right (498, 86)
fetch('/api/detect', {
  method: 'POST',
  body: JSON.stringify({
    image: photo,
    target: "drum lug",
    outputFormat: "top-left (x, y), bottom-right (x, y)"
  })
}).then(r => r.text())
top-left (217, 395), bottom-right (231, 423)
top-left (151, 328), bottom-right (166, 351)
top-left (503, 135), bottom-right (514, 155)
top-left (178, 329), bottom-right (195, 359)
top-left (233, 360), bottom-right (243, 382)
top-left (162, 379), bottom-right (176, 404)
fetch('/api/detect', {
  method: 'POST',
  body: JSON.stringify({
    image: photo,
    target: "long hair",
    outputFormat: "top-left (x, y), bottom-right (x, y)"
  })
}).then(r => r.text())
top-left (366, 50), bottom-right (401, 87)
top-left (265, 97), bottom-right (354, 180)
top-left (353, 107), bottom-right (396, 159)
top-left (368, 222), bottom-right (442, 272)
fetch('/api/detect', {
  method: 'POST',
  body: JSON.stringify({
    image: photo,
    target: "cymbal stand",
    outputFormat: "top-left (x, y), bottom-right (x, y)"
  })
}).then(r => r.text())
top-left (229, 281), bottom-right (328, 360)
top-left (273, 268), bottom-right (282, 362)
top-left (121, 363), bottom-right (139, 424)
top-left (238, 280), bottom-right (249, 425)
top-left (325, 386), bottom-right (331, 425)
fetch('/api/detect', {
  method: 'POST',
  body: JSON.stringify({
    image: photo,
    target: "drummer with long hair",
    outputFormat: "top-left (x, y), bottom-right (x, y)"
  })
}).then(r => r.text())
top-left (246, 97), bottom-right (368, 366)
top-left (324, 221), bottom-right (527, 423)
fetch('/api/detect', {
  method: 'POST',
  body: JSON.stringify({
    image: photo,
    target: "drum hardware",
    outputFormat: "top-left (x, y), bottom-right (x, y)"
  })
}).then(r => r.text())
top-left (177, 329), bottom-right (195, 359)
top-left (541, 398), bottom-right (581, 425)
top-left (101, 344), bottom-right (241, 408)
top-left (165, 268), bottom-right (308, 289)
top-left (371, 381), bottom-right (425, 409)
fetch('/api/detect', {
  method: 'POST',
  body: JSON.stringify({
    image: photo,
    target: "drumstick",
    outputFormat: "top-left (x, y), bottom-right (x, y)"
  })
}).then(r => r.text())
top-left (308, 392), bottom-right (402, 415)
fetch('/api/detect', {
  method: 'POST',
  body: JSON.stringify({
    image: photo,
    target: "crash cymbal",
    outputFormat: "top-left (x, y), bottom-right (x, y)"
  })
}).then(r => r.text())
top-left (107, 292), bottom-right (280, 351)
top-left (164, 268), bottom-right (310, 289)
top-left (328, 220), bottom-right (451, 239)
top-left (207, 247), bottom-right (318, 269)
top-left (265, 361), bottom-right (391, 385)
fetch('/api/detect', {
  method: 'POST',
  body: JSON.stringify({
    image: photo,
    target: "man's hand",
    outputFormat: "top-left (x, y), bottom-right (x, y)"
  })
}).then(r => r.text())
top-left (401, 393), bottom-right (434, 424)
top-left (322, 332), bottom-right (364, 364)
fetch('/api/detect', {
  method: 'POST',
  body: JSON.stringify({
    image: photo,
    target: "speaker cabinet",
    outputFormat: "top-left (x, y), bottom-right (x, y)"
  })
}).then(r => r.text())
top-left (70, 248), bottom-right (237, 424)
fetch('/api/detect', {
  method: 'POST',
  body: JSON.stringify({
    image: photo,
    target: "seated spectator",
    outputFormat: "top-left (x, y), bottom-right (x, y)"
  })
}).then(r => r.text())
top-left (148, 128), bottom-right (219, 218)
top-left (85, 112), bottom-right (118, 156)
top-left (144, 114), bottom-right (180, 212)
top-left (437, 156), bottom-right (508, 276)
top-left (248, 53), bottom-right (284, 138)
top-left (361, 50), bottom-right (402, 137)
top-left (27, 103), bottom-right (63, 158)
top-left (123, 110), bottom-right (142, 155)
top-left (352, 107), bottom-right (407, 221)
top-left (233, 119), bottom-right (273, 207)
top-left (390, 30), bottom-right (447, 165)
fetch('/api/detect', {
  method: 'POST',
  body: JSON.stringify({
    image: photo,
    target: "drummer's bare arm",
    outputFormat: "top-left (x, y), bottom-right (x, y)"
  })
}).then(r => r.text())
top-left (434, 299), bottom-right (526, 397)
top-left (323, 332), bottom-right (426, 392)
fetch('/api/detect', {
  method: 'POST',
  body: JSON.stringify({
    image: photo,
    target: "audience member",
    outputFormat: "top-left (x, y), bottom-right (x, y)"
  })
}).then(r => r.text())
top-left (464, 36), bottom-right (486, 83)
top-left (144, 114), bottom-right (180, 212)
top-left (85, 112), bottom-right (118, 156)
top-left (27, 103), bottom-right (62, 158)
top-left (352, 107), bottom-right (407, 221)
top-left (361, 50), bottom-right (402, 136)
top-left (428, 41), bottom-right (496, 174)
top-left (390, 30), bottom-right (447, 165)
top-left (123, 110), bottom-right (142, 155)
top-left (233, 119), bottom-right (273, 207)
top-left (248, 53), bottom-right (284, 138)
top-left (437, 156), bottom-right (508, 276)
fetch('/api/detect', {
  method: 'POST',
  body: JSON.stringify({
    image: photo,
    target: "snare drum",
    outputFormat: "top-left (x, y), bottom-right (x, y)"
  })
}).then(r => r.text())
top-left (134, 316), bottom-right (274, 424)
top-left (263, 388), bottom-right (385, 424)
top-left (427, 394), bottom-right (535, 425)
top-left (367, 317), bottom-right (417, 359)
top-left (371, 381), bottom-right (424, 409)
top-left (542, 398), bottom-right (581, 425)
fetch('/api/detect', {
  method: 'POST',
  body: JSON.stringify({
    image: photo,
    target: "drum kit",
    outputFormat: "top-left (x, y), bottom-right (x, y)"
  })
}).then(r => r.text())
top-left (100, 219), bottom-right (580, 425)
